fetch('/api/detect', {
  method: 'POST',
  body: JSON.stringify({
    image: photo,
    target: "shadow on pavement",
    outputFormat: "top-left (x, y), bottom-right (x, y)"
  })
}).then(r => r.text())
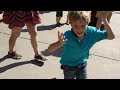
top-left (21, 24), bottom-right (57, 32)
top-left (0, 54), bottom-right (25, 63)
top-left (41, 47), bottom-right (63, 57)
top-left (0, 60), bottom-right (44, 73)
top-left (0, 55), bottom-right (10, 63)
top-left (37, 24), bottom-right (57, 31)
top-left (39, 11), bottom-right (54, 14)
top-left (37, 23), bottom-right (65, 31)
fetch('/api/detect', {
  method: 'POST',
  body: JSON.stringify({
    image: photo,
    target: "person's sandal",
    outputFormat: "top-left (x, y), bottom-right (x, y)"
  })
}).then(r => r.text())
top-left (34, 54), bottom-right (48, 61)
top-left (8, 51), bottom-right (22, 59)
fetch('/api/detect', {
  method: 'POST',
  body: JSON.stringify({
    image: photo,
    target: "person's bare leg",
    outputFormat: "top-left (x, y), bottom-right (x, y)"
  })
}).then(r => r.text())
top-left (96, 18), bottom-right (102, 30)
top-left (107, 12), bottom-right (112, 23)
top-left (26, 22), bottom-right (39, 56)
top-left (56, 17), bottom-right (62, 27)
top-left (56, 17), bottom-right (61, 24)
top-left (26, 22), bottom-right (48, 60)
top-left (8, 27), bottom-right (22, 59)
top-left (9, 27), bottom-right (21, 53)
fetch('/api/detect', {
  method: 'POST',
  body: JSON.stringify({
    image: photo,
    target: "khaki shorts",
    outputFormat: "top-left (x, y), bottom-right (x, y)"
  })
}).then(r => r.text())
top-left (96, 11), bottom-right (113, 22)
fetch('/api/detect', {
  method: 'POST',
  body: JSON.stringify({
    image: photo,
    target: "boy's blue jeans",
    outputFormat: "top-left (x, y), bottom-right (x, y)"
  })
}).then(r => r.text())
top-left (62, 62), bottom-right (87, 79)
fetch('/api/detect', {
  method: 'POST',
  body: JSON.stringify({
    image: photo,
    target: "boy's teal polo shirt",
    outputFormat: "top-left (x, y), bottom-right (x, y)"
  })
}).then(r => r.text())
top-left (60, 26), bottom-right (107, 66)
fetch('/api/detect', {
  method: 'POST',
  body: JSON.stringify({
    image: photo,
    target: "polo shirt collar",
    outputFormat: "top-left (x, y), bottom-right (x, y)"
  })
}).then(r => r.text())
top-left (71, 28), bottom-right (87, 41)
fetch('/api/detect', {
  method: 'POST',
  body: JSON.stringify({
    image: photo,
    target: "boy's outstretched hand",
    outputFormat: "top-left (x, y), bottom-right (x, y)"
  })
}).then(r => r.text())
top-left (58, 30), bottom-right (67, 45)
top-left (48, 30), bottom-right (68, 52)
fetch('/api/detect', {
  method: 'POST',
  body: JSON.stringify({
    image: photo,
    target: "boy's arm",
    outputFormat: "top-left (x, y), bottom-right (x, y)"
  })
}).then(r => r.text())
top-left (100, 11), bottom-right (115, 40)
top-left (48, 41), bottom-right (63, 52)
top-left (103, 19), bottom-right (115, 40)
top-left (48, 30), bottom-right (67, 52)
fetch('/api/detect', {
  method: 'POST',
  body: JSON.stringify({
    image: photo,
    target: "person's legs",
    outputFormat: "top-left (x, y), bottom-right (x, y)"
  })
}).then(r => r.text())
top-left (76, 62), bottom-right (87, 79)
top-left (96, 18), bottom-right (102, 30)
top-left (89, 11), bottom-right (98, 27)
top-left (65, 11), bottom-right (70, 25)
top-left (8, 27), bottom-right (22, 59)
top-left (56, 11), bottom-right (63, 27)
top-left (100, 11), bottom-right (112, 30)
top-left (63, 65), bottom-right (77, 79)
top-left (26, 22), bottom-right (39, 56)
top-left (96, 11), bottom-right (105, 30)
top-left (107, 11), bottom-right (112, 23)
top-left (26, 22), bottom-right (48, 61)
top-left (56, 17), bottom-right (61, 24)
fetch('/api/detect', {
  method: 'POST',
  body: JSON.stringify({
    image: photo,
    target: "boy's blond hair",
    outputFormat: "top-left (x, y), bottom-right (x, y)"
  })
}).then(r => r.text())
top-left (69, 11), bottom-right (91, 25)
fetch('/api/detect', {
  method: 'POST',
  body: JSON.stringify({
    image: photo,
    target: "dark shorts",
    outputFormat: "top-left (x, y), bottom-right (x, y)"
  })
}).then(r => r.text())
top-left (56, 11), bottom-right (63, 17)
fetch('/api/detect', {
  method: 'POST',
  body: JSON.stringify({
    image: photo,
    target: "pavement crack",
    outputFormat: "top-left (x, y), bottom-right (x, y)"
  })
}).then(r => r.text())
top-left (90, 54), bottom-right (120, 61)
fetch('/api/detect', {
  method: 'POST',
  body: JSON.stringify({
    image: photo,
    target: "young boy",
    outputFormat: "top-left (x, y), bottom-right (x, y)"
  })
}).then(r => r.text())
top-left (48, 11), bottom-right (115, 79)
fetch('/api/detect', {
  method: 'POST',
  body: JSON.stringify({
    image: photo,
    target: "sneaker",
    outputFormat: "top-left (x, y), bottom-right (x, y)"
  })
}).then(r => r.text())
top-left (8, 51), bottom-right (22, 59)
top-left (34, 54), bottom-right (48, 61)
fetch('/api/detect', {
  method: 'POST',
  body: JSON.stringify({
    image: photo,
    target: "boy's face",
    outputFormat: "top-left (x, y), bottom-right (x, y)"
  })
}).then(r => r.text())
top-left (71, 20), bottom-right (87, 39)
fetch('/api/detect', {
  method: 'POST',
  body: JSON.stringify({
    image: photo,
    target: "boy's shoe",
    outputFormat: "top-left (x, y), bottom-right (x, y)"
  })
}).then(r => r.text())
top-left (34, 54), bottom-right (48, 61)
top-left (8, 51), bottom-right (22, 59)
